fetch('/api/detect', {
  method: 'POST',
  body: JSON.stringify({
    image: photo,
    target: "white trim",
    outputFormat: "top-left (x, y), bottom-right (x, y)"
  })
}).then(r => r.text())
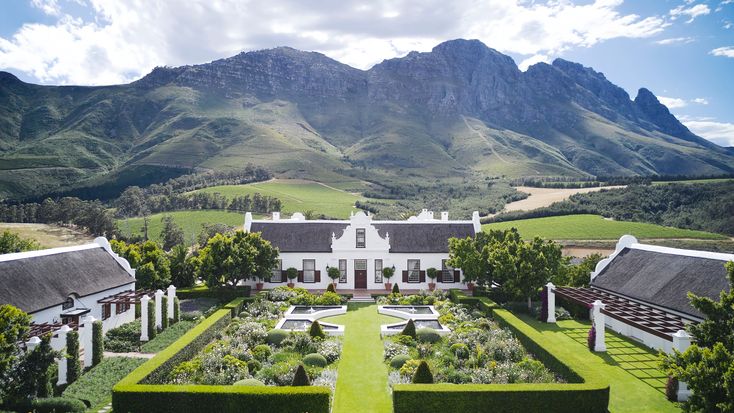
top-left (0, 243), bottom-right (99, 262)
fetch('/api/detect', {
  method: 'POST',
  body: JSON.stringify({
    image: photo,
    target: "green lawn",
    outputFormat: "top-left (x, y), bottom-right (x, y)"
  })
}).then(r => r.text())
top-left (116, 210), bottom-right (247, 242)
top-left (140, 320), bottom-right (197, 353)
top-left (190, 180), bottom-right (366, 218)
top-left (483, 214), bottom-right (726, 240)
top-left (516, 315), bottom-right (680, 413)
top-left (62, 356), bottom-right (147, 412)
top-left (322, 304), bottom-right (402, 413)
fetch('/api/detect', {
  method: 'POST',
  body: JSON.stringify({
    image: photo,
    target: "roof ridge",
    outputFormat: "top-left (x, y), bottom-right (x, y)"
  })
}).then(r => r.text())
top-left (629, 243), bottom-right (734, 262)
top-left (0, 243), bottom-right (100, 263)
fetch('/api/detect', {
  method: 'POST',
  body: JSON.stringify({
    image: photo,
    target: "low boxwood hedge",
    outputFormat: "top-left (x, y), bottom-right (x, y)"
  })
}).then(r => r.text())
top-left (176, 285), bottom-right (252, 301)
top-left (112, 297), bottom-right (330, 413)
top-left (393, 293), bottom-right (610, 413)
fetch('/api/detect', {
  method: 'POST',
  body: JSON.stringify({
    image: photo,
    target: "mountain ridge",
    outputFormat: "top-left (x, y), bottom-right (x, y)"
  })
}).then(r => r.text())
top-left (0, 38), bottom-right (732, 200)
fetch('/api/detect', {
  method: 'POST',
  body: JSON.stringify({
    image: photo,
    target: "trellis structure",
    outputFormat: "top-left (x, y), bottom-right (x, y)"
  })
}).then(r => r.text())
top-left (555, 286), bottom-right (688, 341)
top-left (29, 321), bottom-right (78, 337)
top-left (97, 289), bottom-right (155, 305)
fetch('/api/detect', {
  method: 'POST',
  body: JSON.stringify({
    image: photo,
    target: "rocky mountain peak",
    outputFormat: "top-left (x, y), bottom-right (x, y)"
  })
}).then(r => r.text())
top-left (633, 87), bottom-right (705, 145)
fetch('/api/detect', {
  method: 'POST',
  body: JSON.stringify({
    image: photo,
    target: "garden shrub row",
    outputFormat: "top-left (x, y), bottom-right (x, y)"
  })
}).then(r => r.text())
top-left (176, 285), bottom-right (252, 301)
top-left (112, 297), bottom-right (330, 413)
top-left (390, 290), bottom-right (610, 413)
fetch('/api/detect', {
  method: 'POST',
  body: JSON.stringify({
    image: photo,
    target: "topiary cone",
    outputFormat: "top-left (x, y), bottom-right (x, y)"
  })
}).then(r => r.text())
top-left (326, 283), bottom-right (336, 293)
top-left (309, 320), bottom-right (326, 339)
top-left (401, 319), bottom-right (416, 339)
top-left (412, 360), bottom-right (434, 384)
top-left (292, 364), bottom-right (311, 386)
top-left (392, 283), bottom-right (400, 294)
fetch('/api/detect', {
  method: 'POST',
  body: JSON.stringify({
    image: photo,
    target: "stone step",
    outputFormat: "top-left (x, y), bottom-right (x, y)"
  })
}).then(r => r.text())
top-left (349, 296), bottom-right (375, 303)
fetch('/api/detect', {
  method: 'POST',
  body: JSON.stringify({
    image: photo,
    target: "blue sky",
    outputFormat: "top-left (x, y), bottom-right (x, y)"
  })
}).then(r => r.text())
top-left (0, 0), bottom-right (732, 146)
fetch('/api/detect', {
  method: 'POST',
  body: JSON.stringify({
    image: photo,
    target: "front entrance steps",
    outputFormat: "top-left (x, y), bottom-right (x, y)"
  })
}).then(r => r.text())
top-left (348, 295), bottom-right (375, 304)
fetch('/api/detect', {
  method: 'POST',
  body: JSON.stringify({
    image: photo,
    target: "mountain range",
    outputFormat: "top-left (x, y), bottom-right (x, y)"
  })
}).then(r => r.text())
top-left (1, 39), bottom-right (732, 200)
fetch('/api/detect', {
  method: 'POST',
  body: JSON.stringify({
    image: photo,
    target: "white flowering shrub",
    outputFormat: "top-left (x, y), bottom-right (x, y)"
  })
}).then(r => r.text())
top-left (318, 339), bottom-right (342, 363)
top-left (383, 341), bottom-right (409, 360)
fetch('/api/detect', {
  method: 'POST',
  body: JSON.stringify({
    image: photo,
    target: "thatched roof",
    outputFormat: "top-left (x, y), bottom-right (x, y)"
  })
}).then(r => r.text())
top-left (0, 246), bottom-right (135, 314)
top-left (591, 247), bottom-right (732, 319)
top-left (374, 223), bottom-right (475, 253)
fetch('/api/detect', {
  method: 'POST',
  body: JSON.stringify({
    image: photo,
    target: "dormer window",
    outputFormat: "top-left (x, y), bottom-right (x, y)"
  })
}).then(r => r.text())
top-left (62, 296), bottom-right (74, 310)
top-left (356, 228), bottom-right (366, 248)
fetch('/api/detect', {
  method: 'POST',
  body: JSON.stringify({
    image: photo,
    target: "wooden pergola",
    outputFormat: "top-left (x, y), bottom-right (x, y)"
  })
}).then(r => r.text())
top-left (555, 286), bottom-right (688, 341)
top-left (97, 289), bottom-right (155, 305)
top-left (29, 320), bottom-right (78, 337)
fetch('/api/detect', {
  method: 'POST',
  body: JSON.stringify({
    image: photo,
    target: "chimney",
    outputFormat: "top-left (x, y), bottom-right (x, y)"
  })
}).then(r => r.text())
top-left (427, 211), bottom-right (434, 220)
top-left (472, 211), bottom-right (481, 233)
top-left (272, 212), bottom-right (280, 221)
top-left (441, 211), bottom-right (449, 221)
top-left (244, 212), bottom-right (253, 232)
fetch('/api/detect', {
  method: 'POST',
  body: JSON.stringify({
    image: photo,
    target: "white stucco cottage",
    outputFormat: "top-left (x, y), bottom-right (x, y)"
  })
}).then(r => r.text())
top-left (244, 209), bottom-right (480, 290)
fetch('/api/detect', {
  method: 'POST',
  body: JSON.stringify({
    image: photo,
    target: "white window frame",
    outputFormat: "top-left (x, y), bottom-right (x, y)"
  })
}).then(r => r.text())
top-left (408, 259), bottom-right (420, 283)
top-left (442, 259), bottom-right (454, 283)
top-left (303, 259), bottom-right (316, 283)
top-left (339, 259), bottom-right (347, 283)
top-left (356, 228), bottom-right (366, 248)
top-left (374, 259), bottom-right (383, 283)
top-left (271, 259), bottom-right (282, 282)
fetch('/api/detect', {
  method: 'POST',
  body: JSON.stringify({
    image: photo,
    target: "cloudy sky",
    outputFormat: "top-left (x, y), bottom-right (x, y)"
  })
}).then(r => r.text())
top-left (1, 0), bottom-right (733, 146)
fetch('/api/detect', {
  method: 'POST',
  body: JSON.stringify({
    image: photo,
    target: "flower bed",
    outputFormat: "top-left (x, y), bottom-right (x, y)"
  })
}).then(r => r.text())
top-left (382, 292), bottom-right (558, 386)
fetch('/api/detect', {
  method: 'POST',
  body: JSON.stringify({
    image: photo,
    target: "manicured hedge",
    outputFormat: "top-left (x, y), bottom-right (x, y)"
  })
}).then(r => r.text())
top-left (31, 397), bottom-right (86, 413)
top-left (112, 297), bottom-right (330, 413)
top-left (92, 320), bottom-right (104, 366)
top-left (393, 292), bottom-right (610, 413)
top-left (176, 285), bottom-right (252, 301)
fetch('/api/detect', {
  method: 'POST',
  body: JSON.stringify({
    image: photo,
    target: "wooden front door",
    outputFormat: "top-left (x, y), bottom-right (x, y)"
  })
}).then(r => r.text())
top-left (354, 259), bottom-right (368, 289)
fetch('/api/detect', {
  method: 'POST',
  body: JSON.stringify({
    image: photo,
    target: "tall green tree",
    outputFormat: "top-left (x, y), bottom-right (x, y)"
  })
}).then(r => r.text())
top-left (169, 244), bottom-right (199, 288)
top-left (160, 215), bottom-right (185, 250)
top-left (447, 229), bottom-right (521, 287)
top-left (0, 305), bottom-right (30, 381)
top-left (661, 262), bottom-right (734, 412)
top-left (198, 231), bottom-right (278, 288)
top-left (498, 237), bottom-right (563, 311)
top-left (110, 240), bottom-right (170, 289)
top-left (0, 231), bottom-right (40, 254)
top-left (552, 253), bottom-right (604, 287)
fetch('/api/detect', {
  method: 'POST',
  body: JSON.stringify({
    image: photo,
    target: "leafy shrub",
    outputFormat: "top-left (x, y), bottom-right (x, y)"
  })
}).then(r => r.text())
top-left (247, 360), bottom-right (261, 374)
top-left (105, 321), bottom-right (141, 352)
top-left (291, 365), bottom-right (310, 386)
top-left (147, 300), bottom-right (156, 340)
top-left (665, 376), bottom-right (679, 402)
top-left (587, 326), bottom-right (596, 351)
top-left (394, 334), bottom-right (416, 347)
top-left (401, 319), bottom-right (416, 339)
top-left (417, 343), bottom-right (434, 358)
top-left (234, 378), bottom-right (265, 386)
top-left (181, 310), bottom-right (203, 321)
top-left (252, 344), bottom-right (272, 362)
top-left (315, 292), bottom-right (341, 305)
top-left (326, 283), bottom-right (336, 293)
top-left (416, 328), bottom-right (441, 344)
top-left (399, 359), bottom-right (422, 378)
top-left (66, 331), bottom-right (81, 385)
top-left (412, 360), bottom-right (434, 384)
top-left (283, 333), bottom-right (318, 355)
top-left (392, 283), bottom-right (400, 294)
top-left (92, 320), bottom-right (104, 366)
top-left (63, 357), bottom-right (146, 408)
top-left (390, 355), bottom-right (411, 369)
top-left (555, 306), bottom-right (572, 321)
top-left (256, 359), bottom-right (301, 386)
top-left (31, 397), bottom-right (85, 413)
top-left (173, 296), bottom-right (181, 323)
top-left (450, 343), bottom-right (470, 359)
top-left (267, 330), bottom-right (288, 346)
top-left (384, 341), bottom-right (409, 361)
top-left (303, 353), bottom-right (328, 368)
top-left (162, 296), bottom-right (169, 330)
top-left (140, 320), bottom-right (197, 353)
top-left (309, 321), bottom-right (326, 339)
top-left (317, 340), bottom-right (341, 364)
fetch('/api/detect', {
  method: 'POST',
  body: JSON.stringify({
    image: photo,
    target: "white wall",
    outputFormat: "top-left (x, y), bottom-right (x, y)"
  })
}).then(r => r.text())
top-left (605, 316), bottom-right (674, 354)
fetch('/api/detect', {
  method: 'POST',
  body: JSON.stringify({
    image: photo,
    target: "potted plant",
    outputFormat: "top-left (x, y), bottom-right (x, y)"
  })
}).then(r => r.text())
top-left (426, 267), bottom-right (438, 291)
top-left (286, 267), bottom-right (298, 288)
top-left (255, 275), bottom-right (265, 291)
top-left (382, 266), bottom-right (395, 291)
top-left (327, 265), bottom-right (341, 289)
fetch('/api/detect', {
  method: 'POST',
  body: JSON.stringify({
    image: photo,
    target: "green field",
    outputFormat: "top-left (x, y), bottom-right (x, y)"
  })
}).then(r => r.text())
top-left (117, 210), bottom-right (247, 242)
top-left (482, 214), bottom-right (727, 240)
top-left (652, 178), bottom-right (734, 185)
top-left (191, 179), bottom-right (367, 218)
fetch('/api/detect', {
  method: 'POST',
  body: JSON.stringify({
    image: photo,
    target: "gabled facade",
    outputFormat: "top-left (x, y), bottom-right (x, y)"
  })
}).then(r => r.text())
top-left (244, 209), bottom-right (480, 290)
top-left (0, 237), bottom-right (136, 332)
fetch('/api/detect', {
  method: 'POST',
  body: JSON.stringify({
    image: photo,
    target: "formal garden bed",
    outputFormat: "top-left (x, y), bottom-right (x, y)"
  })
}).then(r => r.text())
top-left (380, 291), bottom-right (559, 386)
top-left (61, 357), bottom-right (147, 411)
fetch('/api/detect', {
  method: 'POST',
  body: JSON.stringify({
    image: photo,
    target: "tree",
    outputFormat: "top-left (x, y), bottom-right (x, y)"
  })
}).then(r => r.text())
top-left (661, 262), bottom-right (734, 412)
top-left (553, 253), bottom-right (604, 287)
top-left (0, 231), bottom-right (40, 254)
top-left (0, 305), bottom-right (30, 383)
top-left (199, 231), bottom-right (278, 288)
top-left (448, 230), bottom-right (521, 287)
top-left (327, 266), bottom-right (341, 285)
top-left (115, 186), bottom-right (147, 218)
top-left (497, 237), bottom-right (563, 311)
top-left (197, 223), bottom-right (234, 247)
top-left (160, 215), bottom-right (185, 250)
top-left (169, 244), bottom-right (199, 288)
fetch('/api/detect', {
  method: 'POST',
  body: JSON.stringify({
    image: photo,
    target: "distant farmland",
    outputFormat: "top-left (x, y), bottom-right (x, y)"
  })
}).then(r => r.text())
top-left (116, 210), bottom-right (246, 243)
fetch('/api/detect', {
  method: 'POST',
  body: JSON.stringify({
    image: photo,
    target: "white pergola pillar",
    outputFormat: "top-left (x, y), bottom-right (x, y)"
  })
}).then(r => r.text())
top-left (154, 289), bottom-right (164, 329)
top-left (167, 285), bottom-right (176, 321)
top-left (140, 295), bottom-right (150, 342)
top-left (592, 300), bottom-right (606, 352)
top-left (26, 336), bottom-right (41, 351)
top-left (55, 325), bottom-right (72, 385)
top-left (672, 330), bottom-right (693, 401)
top-left (81, 315), bottom-right (96, 368)
top-left (545, 282), bottom-right (557, 323)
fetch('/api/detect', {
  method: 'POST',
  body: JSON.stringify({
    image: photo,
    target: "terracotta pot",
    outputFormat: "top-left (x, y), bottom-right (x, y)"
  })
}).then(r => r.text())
top-left (385, 282), bottom-right (392, 291)
top-left (287, 282), bottom-right (295, 288)
top-left (428, 282), bottom-right (436, 291)
top-left (467, 282), bottom-right (475, 291)
top-left (256, 282), bottom-right (264, 291)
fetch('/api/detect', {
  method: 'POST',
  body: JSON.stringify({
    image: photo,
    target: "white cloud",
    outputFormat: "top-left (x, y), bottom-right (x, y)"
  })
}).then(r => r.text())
top-left (518, 54), bottom-right (549, 71)
top-left (30, 0), bottom-right (61, 16)
top-left (724, 20), bottom-right (733, 29)
top-left (683, 120), bottom-right (734, 146)
top-left (711, 46), bottom-right (734, 57)
top-left (654, 36), bottom-right (694, 45)
top-left (658, 96), bottom-right (688, 108)
top-left (0, 0), bottom-right (669, 85)
top-left (670, 4), bottom-right (711, 23)
top-left (692, 97), bottom-right (709, 105)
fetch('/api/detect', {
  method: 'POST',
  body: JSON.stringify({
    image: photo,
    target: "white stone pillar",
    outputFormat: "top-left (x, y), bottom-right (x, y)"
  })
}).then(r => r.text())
top-left (81, 315), bottom-right (96, 368)
top-left (672, 330), bottom-right (693, 401)
top-left (167, 285), bottom-right (176, 321)
top-left (154, 289), bottom-right (164, 329)
top-left (26, 336), bottom-right (41, 351)
top-left (55, 325), bottom-right (72, 385)
top-left (546, 282), bottom-right (557, 323)
top-left (592, 300), bottom-right (606, 352)
top-left (140, 295), bottom-right (150, 342)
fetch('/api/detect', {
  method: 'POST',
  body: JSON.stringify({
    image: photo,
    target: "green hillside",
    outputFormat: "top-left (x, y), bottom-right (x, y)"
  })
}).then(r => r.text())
top-left (482, 214), bottom-right (727, 240)
top-left (117, 210), bottom-right (247, 243)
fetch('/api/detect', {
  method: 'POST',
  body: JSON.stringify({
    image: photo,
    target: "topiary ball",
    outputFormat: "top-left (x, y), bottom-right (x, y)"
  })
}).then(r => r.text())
top-left (416, 328), bottom-right (441, 343)
top-left (309, 320), bottom-right (326, 339)
top-left (390, 354), bottom-right (411, 369)
top-left (267, 329), bottom-right (289, 346)
top-left (449, 343), bottom-right (469, 359)
top-left (303, 353), bottom-right (328, 368)
top-left (252, 344), bottom-right (272, 361)
top-left (412, 360), bottom-right (434, 384)
top-left (234, 378), bottom-right (265, 386)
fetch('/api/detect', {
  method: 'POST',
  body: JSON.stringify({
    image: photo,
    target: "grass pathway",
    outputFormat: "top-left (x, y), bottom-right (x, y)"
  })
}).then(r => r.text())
top-left (324, 304), bottom-right (401, 413)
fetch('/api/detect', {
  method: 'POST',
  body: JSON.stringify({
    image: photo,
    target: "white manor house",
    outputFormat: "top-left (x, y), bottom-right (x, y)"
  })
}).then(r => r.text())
top-left (244, 209), bottom-right (480, 290)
